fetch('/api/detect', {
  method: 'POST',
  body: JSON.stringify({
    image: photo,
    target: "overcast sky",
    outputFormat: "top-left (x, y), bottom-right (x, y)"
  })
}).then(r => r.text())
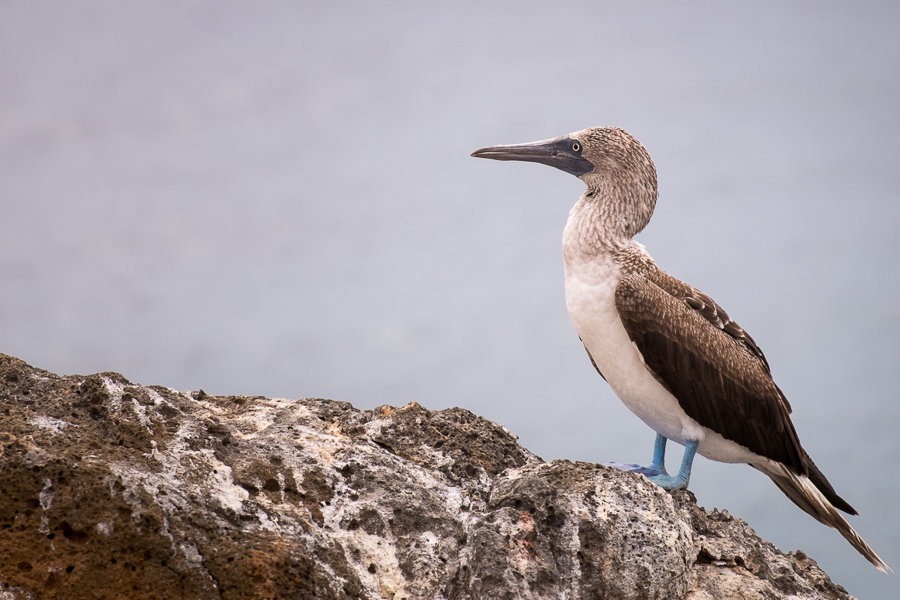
top-left (2, 2), bottom-right (898, 595)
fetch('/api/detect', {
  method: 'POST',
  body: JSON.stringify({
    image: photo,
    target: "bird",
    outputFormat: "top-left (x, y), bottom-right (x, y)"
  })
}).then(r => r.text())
top-left (471, 126), bottom-right (889, 572)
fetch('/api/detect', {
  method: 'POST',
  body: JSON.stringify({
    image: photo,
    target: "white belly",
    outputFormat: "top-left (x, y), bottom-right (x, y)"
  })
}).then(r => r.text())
top-left (563, 249), bottom-right (759, 464)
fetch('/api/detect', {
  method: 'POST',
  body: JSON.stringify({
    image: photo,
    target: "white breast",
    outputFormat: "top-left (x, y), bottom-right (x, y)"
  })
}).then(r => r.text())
top-left (562, 247), bottom-right (694, 442)
top-left (562, 217), bottom-right (759, 464)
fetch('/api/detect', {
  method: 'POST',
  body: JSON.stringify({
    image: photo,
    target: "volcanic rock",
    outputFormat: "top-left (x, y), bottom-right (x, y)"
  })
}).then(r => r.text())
top-left (0, 354), bottom-right (851, 599)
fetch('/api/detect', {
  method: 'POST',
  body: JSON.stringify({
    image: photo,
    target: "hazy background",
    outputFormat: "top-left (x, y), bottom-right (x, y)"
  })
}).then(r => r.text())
top-left (2, 1), bottom-right (898, 595)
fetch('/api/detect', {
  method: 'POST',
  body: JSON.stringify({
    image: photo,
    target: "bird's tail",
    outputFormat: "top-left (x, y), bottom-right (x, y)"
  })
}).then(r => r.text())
top-left (755, 461), bottom-right (890, 573)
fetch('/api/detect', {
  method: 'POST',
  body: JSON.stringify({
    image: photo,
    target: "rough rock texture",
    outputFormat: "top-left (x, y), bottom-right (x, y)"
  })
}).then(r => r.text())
top-left (0, 353), bottom-right (853, 599)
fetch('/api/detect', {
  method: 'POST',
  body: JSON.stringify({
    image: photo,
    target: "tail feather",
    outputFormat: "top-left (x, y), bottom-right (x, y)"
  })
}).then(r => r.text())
top-left (757, 462), bottom-right (890, 573)
top-left (804, 453), bottom-right (857, 515)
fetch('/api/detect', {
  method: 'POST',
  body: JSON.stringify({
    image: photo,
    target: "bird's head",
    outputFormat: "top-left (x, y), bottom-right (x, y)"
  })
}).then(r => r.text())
top-left (472, 126), bottom-right (658, 237)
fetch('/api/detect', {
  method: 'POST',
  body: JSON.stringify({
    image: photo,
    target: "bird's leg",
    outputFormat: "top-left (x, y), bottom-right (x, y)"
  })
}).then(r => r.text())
top-left (647, 439), bottom-right (699, 490)
top-left (649, 433), bottom-right (668, 474)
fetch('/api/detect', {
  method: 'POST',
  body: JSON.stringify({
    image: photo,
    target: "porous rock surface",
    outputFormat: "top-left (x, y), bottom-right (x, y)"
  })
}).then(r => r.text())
top-left (0, 353), bottom-right (852, 599)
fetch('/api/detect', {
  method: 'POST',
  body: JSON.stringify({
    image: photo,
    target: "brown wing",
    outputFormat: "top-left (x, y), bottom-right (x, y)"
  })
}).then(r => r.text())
top-left (643, 266), bottom-right (772, 373)
top-left (614, 271), bottom-right (806, 474)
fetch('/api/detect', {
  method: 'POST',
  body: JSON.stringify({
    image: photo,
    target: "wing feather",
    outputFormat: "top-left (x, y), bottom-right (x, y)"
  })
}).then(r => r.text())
top-left (643, 266), bottom-right (770, 371)
top-left (614, 271), bottom-right (805, 473)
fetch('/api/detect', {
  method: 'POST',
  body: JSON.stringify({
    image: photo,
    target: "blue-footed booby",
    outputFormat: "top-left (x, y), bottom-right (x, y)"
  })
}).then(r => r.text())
top-left (471, 127), bottom-right (889, 572)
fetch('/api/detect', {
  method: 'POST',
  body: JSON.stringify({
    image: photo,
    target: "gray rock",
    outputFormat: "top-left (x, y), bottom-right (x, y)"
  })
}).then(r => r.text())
top-left (0, 353), bottom-right (851, 599)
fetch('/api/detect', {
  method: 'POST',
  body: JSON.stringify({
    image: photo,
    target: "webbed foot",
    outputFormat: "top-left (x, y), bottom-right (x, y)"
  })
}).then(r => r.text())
top-left (647, 472), bottom-right (690, 490)
top-left (604, 435), bottom-right (699, 491)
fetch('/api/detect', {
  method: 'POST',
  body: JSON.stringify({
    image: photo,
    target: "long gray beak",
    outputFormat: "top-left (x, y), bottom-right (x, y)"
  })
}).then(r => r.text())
top-left (471, 135), bottom-right (593, 177)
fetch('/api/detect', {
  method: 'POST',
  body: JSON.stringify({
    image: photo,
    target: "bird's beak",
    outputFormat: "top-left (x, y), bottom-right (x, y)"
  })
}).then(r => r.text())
top-left (471, 135), bottom-right (593, 177)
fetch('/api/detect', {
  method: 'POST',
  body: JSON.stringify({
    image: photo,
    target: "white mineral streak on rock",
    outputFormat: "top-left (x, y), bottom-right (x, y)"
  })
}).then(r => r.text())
top-left (340, 528), bottom-right (409, 600)
top-left (235, 397), bottom-right (296, 435)
top-left (130, 398), bottom-right (153, 432)
top-left (179, 390), bottom-right (227, 417)
top-left (39, 515), bottom-right (49, 536)
top-left (410, 439), bottom-right (454, 469)
top-left (29, 415), bottom-right (71, 435)
top-left (101, 376), bottom-right (125, 410)
top-left (107, 465), bottom-right (147, 520)
top-left (179, 542), bottom-right (204, 566)
top-left (38, 478), bottom-right (54, 510)
top-left (0, 587), bottom-right (35, 600)
top-left (38, 478), bottom-right (54, 534)
top-left (96, 521), bottom-right (114, 536)
top-left (503, 464), bottom-right (527, 482)
top-left (444, 485), bottom-right (464, 514)
top-left (145, 387), bottom-right (165, 404)
top-left (207, 462), bottom-right (248, 513)
top-left (108, 420), bottom-right (220, 523)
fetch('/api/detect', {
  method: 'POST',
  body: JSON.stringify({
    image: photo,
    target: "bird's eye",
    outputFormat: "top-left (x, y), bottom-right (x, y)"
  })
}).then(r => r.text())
top-left (571, 142), bottom-right (581, 152)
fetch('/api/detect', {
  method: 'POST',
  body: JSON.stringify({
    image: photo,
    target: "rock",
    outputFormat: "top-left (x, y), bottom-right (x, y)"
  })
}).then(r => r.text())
top-left (0, 353), bottom-right (852, 599)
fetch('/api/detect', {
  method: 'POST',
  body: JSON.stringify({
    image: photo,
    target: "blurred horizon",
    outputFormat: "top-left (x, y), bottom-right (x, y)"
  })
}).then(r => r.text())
top-left (2, 1), bottom-right (898, 596)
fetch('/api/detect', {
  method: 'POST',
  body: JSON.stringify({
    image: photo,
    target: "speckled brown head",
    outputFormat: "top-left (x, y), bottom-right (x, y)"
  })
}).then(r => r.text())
top-left (472, 126), bottom-right (658, 238)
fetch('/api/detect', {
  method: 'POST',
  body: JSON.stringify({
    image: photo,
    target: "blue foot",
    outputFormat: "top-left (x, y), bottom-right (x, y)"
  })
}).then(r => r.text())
top-left (605, 436), bottom-right (699, 491)
top-left (647, 472), bottom-right (689, 490)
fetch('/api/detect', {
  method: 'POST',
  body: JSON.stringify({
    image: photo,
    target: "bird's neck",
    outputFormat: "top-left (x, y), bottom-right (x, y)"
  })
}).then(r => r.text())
top-left (563, 190), bottom-right (642, 263)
